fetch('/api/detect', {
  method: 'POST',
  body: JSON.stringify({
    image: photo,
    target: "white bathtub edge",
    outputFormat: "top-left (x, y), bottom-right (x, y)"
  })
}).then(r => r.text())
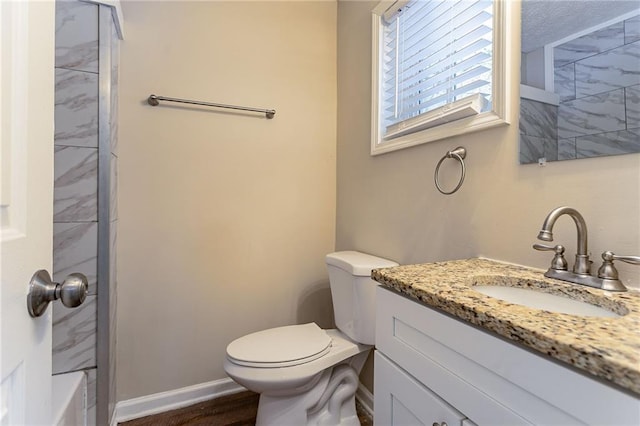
top-left (52, 371), bottom-right (86, 426)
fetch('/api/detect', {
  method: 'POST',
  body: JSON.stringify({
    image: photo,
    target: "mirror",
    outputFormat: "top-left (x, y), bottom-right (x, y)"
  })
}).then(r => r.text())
top-left (519, 1), bottom-right (639, 164)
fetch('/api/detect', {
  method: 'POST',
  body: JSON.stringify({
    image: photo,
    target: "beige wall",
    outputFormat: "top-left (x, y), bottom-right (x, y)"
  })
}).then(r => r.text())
top-left (117, 1), bottom-right (337, 400)
top-left (337, 0), bottom-right (640, 391)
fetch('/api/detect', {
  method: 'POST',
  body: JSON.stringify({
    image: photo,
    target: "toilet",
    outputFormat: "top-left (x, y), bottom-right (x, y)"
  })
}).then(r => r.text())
top-left (223, 251), bottom-right (398, 425)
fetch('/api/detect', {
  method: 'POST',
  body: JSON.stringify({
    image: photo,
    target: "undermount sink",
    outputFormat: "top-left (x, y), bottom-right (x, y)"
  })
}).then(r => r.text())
top-left (473, 285), bottom-right (623, 318)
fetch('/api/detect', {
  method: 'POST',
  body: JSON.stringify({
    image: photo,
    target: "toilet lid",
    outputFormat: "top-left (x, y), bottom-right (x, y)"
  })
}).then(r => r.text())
top-left (226, 323), bottom-right (332, 368)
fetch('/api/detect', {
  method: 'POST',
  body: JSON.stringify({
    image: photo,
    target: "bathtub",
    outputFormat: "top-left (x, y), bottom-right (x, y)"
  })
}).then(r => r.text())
top-left (52, 371), bottom-right (86, 426)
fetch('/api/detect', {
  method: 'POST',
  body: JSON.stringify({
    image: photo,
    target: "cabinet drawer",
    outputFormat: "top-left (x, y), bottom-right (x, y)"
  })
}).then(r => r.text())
top-left (375, 351), bottom-right (468, 426)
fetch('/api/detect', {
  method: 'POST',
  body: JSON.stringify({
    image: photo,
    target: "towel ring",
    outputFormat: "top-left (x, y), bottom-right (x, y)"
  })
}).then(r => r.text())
top-left (434, 146), bottom-right (466, 195)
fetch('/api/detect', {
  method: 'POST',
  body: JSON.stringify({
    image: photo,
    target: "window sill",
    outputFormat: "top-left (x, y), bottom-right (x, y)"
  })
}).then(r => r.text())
top-left (371, 110), bottom-right (510, 156)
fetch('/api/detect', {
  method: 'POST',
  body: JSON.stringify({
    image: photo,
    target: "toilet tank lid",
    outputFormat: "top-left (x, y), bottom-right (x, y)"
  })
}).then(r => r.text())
top-left (326, 251), bottom-right (398, 276)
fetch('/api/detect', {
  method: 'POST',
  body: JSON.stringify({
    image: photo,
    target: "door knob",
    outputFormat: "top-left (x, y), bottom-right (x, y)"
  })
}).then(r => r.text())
top-left (27, 270), bottom-right (88, 317)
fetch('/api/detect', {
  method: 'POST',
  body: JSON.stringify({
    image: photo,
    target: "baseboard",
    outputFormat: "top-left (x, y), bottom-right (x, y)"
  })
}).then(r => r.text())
top-left (356, 381), bottom-right (374, 418)
top-left (111, 377), bottom-right (245, 425)
top-left (112, 378), bottom-right (374, 426)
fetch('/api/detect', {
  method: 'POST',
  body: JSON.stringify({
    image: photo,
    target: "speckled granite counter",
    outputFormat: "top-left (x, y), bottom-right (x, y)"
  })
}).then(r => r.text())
top-left (371, 258), bottom-right (640, 396)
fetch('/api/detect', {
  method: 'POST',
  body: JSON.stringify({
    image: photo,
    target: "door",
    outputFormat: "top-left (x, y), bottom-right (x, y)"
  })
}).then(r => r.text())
top-left (1, 1), bottom-right (55, 424)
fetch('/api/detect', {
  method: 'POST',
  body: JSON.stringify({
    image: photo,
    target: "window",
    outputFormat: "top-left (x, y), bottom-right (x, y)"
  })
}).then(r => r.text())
top-left (371, 0), bottom-right (512, 155)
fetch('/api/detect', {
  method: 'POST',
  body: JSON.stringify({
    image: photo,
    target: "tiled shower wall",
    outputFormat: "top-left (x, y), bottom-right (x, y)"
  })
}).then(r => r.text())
top-left (519, 98), bottom-right (559, 163)
top-left (53, 1), bottom-right (119, 424)
top-left (520, 14), bottom-right (640, 163)
top-left (108, 7), bottom-right (120, 420)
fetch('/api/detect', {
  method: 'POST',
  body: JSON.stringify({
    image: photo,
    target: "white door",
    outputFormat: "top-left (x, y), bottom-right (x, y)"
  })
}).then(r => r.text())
top-left (1, 1), bottom-right (56, 425)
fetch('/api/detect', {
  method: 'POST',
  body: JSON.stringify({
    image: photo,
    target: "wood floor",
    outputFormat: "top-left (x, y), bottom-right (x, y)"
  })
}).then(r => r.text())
top-left (119, 391), bottom-right (374, 426)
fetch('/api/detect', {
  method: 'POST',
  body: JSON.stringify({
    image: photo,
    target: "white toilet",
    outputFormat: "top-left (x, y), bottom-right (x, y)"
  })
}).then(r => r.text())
top-left (223, 251), bottom-right (398, 426)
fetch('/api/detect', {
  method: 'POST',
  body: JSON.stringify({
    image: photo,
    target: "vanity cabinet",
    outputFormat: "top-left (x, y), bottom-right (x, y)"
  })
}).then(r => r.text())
top-left (374, 287), bottom-right (640, 425)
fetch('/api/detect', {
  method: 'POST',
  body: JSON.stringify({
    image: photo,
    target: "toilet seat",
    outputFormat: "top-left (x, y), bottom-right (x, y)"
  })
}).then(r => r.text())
top-left (227, 323), bottom-right (332, 368)
top-left (223, 329), bottom-right (370, 397)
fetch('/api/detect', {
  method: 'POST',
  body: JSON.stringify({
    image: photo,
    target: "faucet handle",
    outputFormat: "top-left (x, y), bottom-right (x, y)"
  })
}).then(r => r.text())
top-left (598, 251), bottom-right (640, 281)
top-left (533, 243), bottom-right (568, 271)
top-left (533, 243), bottom-right (562, 252)
top-left (602, 251), bottom-right (640, 265)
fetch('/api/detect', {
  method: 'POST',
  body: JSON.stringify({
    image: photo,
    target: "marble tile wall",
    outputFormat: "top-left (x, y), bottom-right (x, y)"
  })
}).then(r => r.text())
top-left (53, 145), bottom-right (98, 222)
top-left (553, 63), bottom-right (575, 102)
top-left (628, 85), bottom-right (640, 128)
top-left (54, 69), bottom-right (98, 147)
top-left (55, 0), bottom-right (99, 73)
top-left (553, 22), bottom-right (625, 67)
top-left (576, 128), bottom-right (640, 158)
top-left (574, 42), bottom-right (640, 98)
top-left (53, 0), bottom-right (99, 385)
top-left (109, 16), bottom-right (120, 421)
top-left (53, 1), bottom-right (119, 425)
top-left (520, 14), bottom-right (640, 164)
top-left (519, 99), bottom-right (558, 163)
top-left (557, 89), bottom-right (627, 139)
top-left (53, 2), bottom-right (99, 424)
top-left (53, 222), bottom-right (98, 294)
top-left (86, 368), bottom-right (97, 424)
top-left (625, 15), bottom-right (640, 44)
top-left (52, 296), bottom-right (97, 373)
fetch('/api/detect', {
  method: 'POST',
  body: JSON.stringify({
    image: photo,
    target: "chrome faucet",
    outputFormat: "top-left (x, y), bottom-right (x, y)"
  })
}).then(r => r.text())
top-left (536, 206), bottom-right (591, 275)
top-left (533, 206), bottom-right (638, 292)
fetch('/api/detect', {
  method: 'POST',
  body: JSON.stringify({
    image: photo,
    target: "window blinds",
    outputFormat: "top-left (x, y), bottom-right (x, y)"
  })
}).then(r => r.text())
top-left (381, 0), bottom-right (493, 139)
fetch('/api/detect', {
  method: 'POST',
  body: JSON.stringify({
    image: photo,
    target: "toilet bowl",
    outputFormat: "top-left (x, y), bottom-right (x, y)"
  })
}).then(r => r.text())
top-left (224, 251), bottom-right (398, 426)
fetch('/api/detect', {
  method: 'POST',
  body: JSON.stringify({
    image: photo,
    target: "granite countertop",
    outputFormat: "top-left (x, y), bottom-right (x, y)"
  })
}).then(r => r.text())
top-left (371, 258), bottom-right (640, 396)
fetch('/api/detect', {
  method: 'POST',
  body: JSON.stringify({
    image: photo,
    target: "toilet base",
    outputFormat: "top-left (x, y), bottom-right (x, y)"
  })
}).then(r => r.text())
top-left (256, 351), bottom-right (368, 426)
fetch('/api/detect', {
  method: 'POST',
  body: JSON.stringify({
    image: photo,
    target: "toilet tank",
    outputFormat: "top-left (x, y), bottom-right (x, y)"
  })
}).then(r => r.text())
top-left (325, 251), bottom-right (398, 345)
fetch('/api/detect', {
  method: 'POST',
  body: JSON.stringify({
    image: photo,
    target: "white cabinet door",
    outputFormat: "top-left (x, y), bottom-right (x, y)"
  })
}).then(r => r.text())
top-left (375, 351), bottom-right (468, 426)
top-left (1, 1), bottom-right (55, 424)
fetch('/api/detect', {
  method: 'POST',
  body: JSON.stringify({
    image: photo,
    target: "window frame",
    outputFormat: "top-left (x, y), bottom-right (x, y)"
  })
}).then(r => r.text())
top-left (370, 0), bottom-right (513, 156)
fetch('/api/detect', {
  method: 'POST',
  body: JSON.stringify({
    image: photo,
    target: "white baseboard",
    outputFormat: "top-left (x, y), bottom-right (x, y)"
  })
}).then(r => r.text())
top-left (112, 378), bottom-right (374, 426)
top-left (111, 377), bottom-right (245, 425)
top-left (356, 382), bottom-right (374, 418)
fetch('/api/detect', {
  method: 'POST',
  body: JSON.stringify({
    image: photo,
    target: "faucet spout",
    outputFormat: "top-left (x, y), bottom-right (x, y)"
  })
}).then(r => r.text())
top-left (538, 207), bottom-right (590, 274)
top-left (534, 207), bottom-right (630, 291)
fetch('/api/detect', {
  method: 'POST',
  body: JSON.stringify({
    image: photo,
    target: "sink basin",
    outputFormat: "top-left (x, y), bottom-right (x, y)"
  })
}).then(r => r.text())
top-left (473, 285), bottom-right (622, 318)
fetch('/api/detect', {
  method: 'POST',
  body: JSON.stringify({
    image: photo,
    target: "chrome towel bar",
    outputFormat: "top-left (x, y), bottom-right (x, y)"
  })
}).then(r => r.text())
top-left (147, 94), bottom-right (276, 119)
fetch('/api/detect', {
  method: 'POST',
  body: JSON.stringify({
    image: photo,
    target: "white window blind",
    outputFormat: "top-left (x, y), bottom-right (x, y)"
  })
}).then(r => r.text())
top-left (381, 0), bottom-right (493, 139)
